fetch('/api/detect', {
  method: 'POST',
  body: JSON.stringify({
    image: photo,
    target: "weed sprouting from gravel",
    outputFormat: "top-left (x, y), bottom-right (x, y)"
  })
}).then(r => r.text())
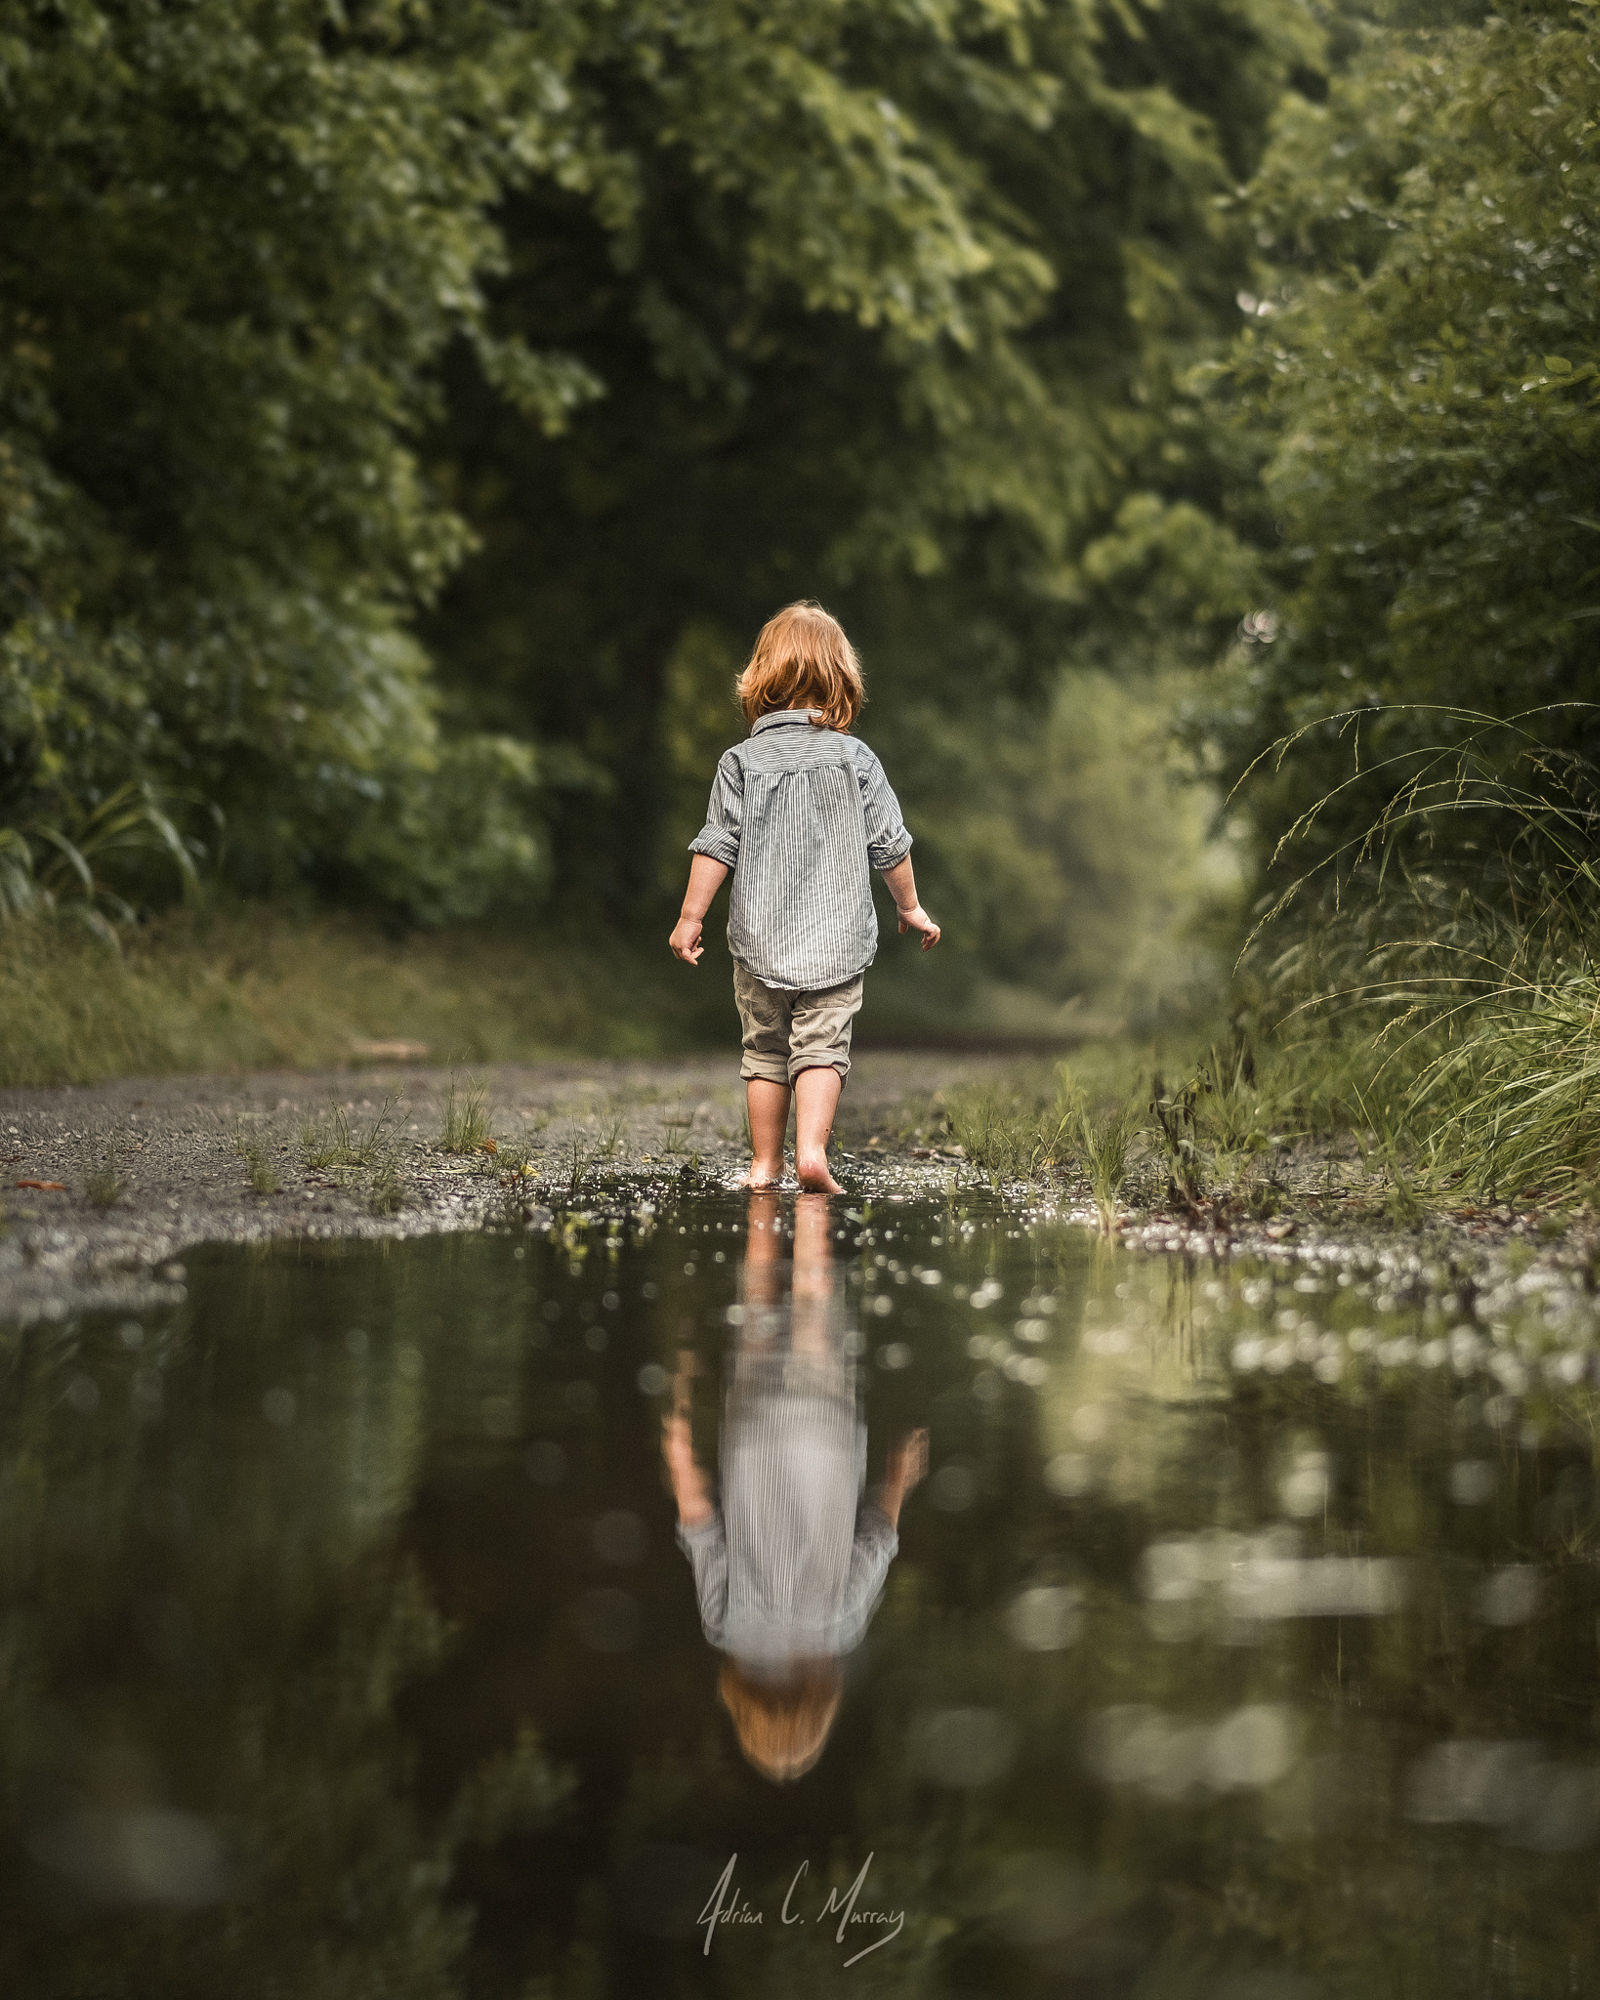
top-left (301, 1095), bottom-right (398, 1170)
top-left (440, 1075), bottom-right (493, 1154)
top-left (235, 1133), bottom-right (282, 1194)
top-left (83, 1152), bottom-right (126, 1209)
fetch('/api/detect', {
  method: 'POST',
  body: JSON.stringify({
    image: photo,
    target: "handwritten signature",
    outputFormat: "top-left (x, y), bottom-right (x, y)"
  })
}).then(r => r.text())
top-left (697, 1852), bottom-right (905, 1966)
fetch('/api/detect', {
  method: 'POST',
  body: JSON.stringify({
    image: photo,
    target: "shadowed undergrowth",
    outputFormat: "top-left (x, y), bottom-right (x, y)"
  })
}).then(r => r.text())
top-left (0, 906), bottom-right (721, 1086)
top-left (942, 711), bottom-right (1600, 1221)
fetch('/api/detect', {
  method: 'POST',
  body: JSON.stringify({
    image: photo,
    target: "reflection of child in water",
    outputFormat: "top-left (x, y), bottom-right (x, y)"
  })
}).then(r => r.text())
top-left (662, 1192), bottom-right (927, 1781)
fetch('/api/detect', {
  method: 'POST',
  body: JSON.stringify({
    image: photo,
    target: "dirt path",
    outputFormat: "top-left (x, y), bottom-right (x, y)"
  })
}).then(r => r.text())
top-left (0, 1054), bottom-right (991, 1323)
top-left (5, 1052), bottom-right (1588, 1333)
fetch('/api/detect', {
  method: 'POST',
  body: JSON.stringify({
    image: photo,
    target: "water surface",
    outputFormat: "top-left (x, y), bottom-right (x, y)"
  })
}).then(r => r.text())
top-left (4, 1188), bottom-right (1599, 1998)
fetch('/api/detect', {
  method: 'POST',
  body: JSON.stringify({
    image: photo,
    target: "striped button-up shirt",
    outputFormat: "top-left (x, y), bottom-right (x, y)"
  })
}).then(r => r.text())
top-left (689, 709), bottom-right (913, 992)
top-left (676, 1341), bottom-right (899, 1665)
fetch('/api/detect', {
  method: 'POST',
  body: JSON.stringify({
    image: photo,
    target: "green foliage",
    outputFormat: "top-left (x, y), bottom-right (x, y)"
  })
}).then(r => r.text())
top-left (236, 1135), bottom-right (283, 1197)
top-left (1136, 0), bottom-right (1600, 1203)
top-left (902, 670), bottom-right (1241, 1021)
top-left (1, 0), bottom-right (1317, 959)
top-left (0, 783), bottom-right (197, 933)
top-left (945, 1081), bottom-right (1073, 1189)
top-left (1059, 1075), bottom-right (1139, 1231)
top-left (81, 1151), bottom-right (127, 1210)
top-left (426, 0), bottom-right (1320, 908)
top-left (300, 1096), bottom-right (400, 1172)
top-left (0, 905), bottom-right (718, 1089)
top-left (1211, 0), bottom-right (1600, 880)
top-left (0, 0), bottom-right (565, 921)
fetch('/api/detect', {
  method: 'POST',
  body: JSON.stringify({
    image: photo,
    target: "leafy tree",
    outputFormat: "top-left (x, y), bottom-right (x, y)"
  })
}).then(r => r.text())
top-left (0, 0), bottom-right (583, 918)
top-left (426, 0), bottom-right (1321, 918)
top-left (0, 0), bottom-right (1322, 958)
top-left (1208, 0), bottom-right (1600, 895)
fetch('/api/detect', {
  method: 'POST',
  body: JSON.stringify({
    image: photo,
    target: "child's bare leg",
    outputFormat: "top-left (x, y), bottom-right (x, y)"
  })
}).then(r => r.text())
top-left (794, 1065), bottom-right (843, 1193)
top-left (741, 1188), bottom-right (782, 1325)
top-left (744, 1079), bottom-right (790, 1187)
top-left (790, 1191), bottom-right (836, 1352)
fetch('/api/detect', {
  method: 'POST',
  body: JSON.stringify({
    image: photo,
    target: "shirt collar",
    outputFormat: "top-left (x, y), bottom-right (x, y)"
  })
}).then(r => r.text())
top-left (751, 708), bottom-right (822, 734)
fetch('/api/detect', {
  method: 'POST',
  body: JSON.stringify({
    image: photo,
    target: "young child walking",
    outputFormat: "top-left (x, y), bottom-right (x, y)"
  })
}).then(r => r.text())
top-left (669, 601), bottom-right (940, 1192)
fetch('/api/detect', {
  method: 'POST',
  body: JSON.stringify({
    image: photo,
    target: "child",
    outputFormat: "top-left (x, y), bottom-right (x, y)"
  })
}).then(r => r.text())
top-left (668, 601), bottom-right (940, 1192)
top-left (662, 1191), bottom-right (929, 1782)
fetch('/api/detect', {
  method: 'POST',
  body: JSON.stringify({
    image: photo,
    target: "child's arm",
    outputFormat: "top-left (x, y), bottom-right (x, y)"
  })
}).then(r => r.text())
top-left (672, 750), bottom-right (742, 965)
top-left (876, 1426), bottom-right (930, 1528)
top-left (662, 1347), bottom-right (716, 1524)
top-left (662, 1409), bottom-right (717, 1525)
top-left (669, 856), bottom-right (729, 966)
top-left (839, 1430), bottom-right (928, 1647)
top-left (856, 744), bottom-right (940, 950)
top-left (664, 1408), bottom-right (727, 1643)
top-left (880, 856), bottom-right (940, 951)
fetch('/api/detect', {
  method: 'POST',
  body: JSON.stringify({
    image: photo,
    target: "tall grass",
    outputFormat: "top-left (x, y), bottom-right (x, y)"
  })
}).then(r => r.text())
top-left (1239, 704), bottom-right (1600, 1203)
top-left (1068, 1096), bottom-right (1136, 1232)
top-left (945, 1083), bottom-right (1072, 1188)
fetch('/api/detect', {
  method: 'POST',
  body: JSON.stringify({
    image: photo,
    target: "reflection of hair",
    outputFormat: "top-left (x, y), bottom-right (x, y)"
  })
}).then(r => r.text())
top-left (736, 602), bottom-right (864, 733)
top-left (719, 1658), bottom-right (842, 1782)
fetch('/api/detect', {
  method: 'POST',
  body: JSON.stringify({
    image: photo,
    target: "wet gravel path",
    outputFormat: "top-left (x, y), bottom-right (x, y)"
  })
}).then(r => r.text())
top-left (3, 1056), bottom-right (1593, 1330)
top-left (0, 1056), bottom-right (987, 1323)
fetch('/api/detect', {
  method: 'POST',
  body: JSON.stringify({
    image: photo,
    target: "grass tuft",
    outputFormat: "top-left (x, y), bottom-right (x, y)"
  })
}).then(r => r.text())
top-left (82, 1153), bottom-right (126, 1210)
top-left (301, 1095), bottom-right (398, 1171)
top-left (440, 1075), bottom-right (493, 1154)
top-left (234, 1132), bottom-right (283, 1195)
top-left (945, 1083), bottom-right (1071, 1189)
top-left (1066, 1092), bottom-right (1137, 1232)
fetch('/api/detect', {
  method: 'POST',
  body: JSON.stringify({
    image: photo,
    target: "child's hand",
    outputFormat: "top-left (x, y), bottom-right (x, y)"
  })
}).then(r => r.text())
top-left (669, 916), bottom-right (704, 965)
top-left (897, 904), bottom-right (941, 950)
top-left (877, 1426), bottom-right (930, 1527)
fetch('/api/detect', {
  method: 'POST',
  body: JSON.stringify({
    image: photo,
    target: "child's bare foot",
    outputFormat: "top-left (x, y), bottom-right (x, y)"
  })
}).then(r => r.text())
top-left (742, 1159), bottom-right (787, 1190)
top-left (795, 1152), bottom-right (842, 1194)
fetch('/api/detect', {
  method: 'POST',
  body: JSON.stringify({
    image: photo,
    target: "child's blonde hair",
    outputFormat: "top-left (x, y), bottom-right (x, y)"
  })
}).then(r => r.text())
top-left (718, 1657), bottom-right (842, 1782)
top-left (736, 601), bottom-right (864, 733)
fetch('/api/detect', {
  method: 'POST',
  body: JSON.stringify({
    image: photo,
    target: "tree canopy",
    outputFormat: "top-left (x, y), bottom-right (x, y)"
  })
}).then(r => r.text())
top-left (1, 0), bottom-right (1316, 957)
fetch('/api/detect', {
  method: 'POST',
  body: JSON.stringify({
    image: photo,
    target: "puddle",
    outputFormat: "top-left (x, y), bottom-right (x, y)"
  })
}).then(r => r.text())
top-left (4, 1188), bottom-right (1600, 1997)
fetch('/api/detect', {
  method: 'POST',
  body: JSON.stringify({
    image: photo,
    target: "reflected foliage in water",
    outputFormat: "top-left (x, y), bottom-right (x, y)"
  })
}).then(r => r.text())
top-left (2, 1193), bottom-right (1599, 1997)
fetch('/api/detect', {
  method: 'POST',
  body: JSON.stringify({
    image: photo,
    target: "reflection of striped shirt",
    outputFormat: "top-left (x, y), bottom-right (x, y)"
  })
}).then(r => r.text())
top-left (689, 709), bottom-right (912, 992)
top-left (676, 1348), bottom-right (899, 1665)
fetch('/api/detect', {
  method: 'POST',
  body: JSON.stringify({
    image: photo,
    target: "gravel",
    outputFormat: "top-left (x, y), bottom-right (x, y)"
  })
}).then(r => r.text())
top-left (0, 1054), bottom-right (992, 1324)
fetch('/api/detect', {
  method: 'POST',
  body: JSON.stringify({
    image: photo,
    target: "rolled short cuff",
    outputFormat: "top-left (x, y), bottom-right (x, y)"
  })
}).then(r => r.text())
top-left (787, 1053), bottom-right (850, 1085)
top-left (738, 1050), bottom-right (792, 1086)
top-left (689, 830), bottom-right (739, 867)
top-left (868, 830), bottom-right (913, 870)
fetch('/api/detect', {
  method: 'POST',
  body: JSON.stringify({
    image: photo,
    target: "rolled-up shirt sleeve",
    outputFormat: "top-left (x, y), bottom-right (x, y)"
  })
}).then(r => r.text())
top-left (835, 1499), bottom-right (899, 1651)
top-left (854, 743), bottom-right (912, 870)
top-left (688, 750), bottom-right (743, 868)
top-left (676, 1510), bottom-right (729, 1648)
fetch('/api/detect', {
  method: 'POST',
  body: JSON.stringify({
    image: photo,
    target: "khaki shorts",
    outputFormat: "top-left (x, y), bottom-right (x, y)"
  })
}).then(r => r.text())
top-left (733, 963), bottom-right (865, 1086)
